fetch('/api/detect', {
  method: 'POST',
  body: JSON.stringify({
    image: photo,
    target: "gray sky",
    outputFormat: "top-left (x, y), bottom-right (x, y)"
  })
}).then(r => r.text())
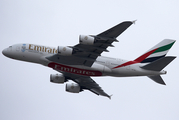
top-left (1, 0), bottom-right (179, 120)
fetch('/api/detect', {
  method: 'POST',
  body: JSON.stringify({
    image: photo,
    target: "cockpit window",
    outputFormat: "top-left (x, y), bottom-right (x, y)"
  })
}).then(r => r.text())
top-left (9, 46), bottom-right (12, 48)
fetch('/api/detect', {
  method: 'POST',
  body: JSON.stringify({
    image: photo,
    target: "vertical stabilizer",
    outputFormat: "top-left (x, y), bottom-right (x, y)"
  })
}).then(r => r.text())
top-left (134, 39), bottom-right (176, 63)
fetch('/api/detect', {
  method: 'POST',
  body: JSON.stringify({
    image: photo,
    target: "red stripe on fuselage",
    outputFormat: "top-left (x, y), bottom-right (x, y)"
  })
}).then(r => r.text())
top-left (134, 48), bottom-right (157, 62)
top-left (48, 62), bottom-right (102, 76)
top-left (113, 61), bottom-right (138, 69)
top-left (113, 48), bottom-right (158, 69)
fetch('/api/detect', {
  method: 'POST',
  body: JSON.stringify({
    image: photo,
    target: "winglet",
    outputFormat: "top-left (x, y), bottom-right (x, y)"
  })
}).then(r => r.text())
top-left (132, 20), bottom-right (137, 24)
top-left (108, 94), bottom-right (113, 99)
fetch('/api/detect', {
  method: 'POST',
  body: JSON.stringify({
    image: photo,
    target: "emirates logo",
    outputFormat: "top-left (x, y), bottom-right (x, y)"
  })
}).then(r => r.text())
top-left (48, 62), bottom-right (102, 76)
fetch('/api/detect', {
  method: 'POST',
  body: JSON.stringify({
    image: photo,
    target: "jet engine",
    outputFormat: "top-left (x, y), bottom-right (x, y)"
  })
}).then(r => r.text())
top-left (50, 74), bottom-right (66, 83)
top-left (79, 35), bottom-right (95, 45)
top-left (58, 46), bottom-right (73, 56)
top-left (66, 83), bottom-right (81, 93)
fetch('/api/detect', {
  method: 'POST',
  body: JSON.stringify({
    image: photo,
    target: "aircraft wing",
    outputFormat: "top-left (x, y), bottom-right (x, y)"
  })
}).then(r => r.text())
top-left (47, 21), bottom-right (133, 67)
top-left (73, 21), bottom-right (134, 66)
top-left (75, 77), bottom-right (111, 99)
top-left (62, 72), bottom-right (111, 98)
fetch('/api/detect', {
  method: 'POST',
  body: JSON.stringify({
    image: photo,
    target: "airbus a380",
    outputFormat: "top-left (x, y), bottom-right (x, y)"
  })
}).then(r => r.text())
top-left (2, 21), bottom-right (176, 99)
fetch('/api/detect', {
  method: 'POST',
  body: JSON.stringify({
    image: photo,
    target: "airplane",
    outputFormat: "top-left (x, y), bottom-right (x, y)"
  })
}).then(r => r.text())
top-left (2, 21), bottom-right (176, 99)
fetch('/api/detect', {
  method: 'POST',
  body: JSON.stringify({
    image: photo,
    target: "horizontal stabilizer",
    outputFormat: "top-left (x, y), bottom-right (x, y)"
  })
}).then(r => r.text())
top-left (148, 75), bottom-right (166, 85)
top-left (141, 56), bottom-right (176, 71)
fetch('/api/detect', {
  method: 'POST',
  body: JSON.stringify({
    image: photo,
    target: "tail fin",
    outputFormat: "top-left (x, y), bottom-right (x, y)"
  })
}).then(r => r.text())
top-left (134, 39), bottom-right (176, 63)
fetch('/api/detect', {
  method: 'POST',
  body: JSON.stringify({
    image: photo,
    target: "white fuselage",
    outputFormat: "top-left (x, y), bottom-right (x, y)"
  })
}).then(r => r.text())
top-left (2, 43), bottom-right (166, 77)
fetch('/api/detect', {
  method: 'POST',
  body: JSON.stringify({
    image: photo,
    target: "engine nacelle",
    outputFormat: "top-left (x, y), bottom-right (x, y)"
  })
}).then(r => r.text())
top-left (58, 46), bottom-right (73, 56)
top-left (79, 35), bottom-right (95, 45)
top-left (66, 83), bottom-right (81, 93)
top-left (50, 74), bottom-right (65, 84)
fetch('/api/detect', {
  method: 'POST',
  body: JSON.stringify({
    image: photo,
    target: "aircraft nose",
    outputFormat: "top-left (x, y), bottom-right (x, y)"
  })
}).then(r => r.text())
top-left (2, 48), bottom-right (8, 56)
top-left (2, 48), bottom-right (12, 58)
